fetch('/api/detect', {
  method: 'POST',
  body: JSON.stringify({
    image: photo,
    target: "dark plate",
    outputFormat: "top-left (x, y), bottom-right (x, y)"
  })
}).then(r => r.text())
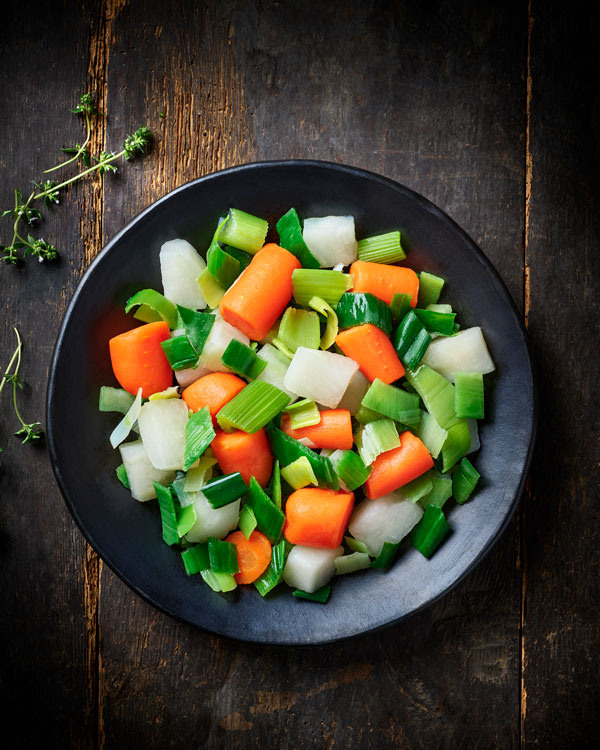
top-left (47, 160), bottom-right (536, 645)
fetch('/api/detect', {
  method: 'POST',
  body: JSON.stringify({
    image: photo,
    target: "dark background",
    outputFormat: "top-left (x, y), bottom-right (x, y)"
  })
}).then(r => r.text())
top-left (1, 0), bottom-right (598, 747)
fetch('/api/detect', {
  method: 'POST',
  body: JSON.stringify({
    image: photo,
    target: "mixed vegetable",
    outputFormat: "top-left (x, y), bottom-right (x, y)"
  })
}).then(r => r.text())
top-left (100, 207), bottom-right (495, 602)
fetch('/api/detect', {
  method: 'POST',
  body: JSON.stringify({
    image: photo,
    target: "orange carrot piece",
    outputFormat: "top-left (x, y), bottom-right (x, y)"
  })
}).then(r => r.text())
top-left (109, 321), bottom-right (172, 398)
top-left (284, 488), bottom-right (355, 549)
top-left (364, 431), bottom-right (434, 499)
top-left (219, 243), bottom-right (302, 340)
top-left (211, 428), bottom-right (273, 487)
top-left (335, 324), bottom-right (405, 384)
top-left (182, 372), bottom-right (246, 424)
top-left (225, 530), bottom-right (272, 584)
top-left (280, 409), bottom-right (353, 450)
top-left (350, 260), bottom-right (419, 306)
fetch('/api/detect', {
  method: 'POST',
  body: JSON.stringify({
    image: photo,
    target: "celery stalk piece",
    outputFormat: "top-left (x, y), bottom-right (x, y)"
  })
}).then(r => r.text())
top-left (410, 505), bottom-right (451, 558)
top-left (221, 338), bottom-right (267, 379)
top-left (99, 386), bottom-right (135, 415)
top-left (216, 380), bottom-right (290, 433)
top-left (125, 288), bottom-right (178, 329)
top-left (183, 407), bottom-right (216, 471)
top-left (291, 268), bottom-right (353, 306)
top-left (239, 505), bottom-right (258, 539)
top-left (355, 418), bottom-right (400, 466)
top-left (284, 399), bottom-right (321, 429)
top-left (361, 378), bottom-right (421, 428)
top-left (454, 371), bottom-right (485, 419)
top-left (329, 449), bottom-right (371, 491)
top-left (278, 307), bottom-right (321, 353)
top-left (357, 231), bottom-right (406, 264)
top-left (208, 537), bottom-right (239, 574)
top-left (197, 268), bottom-right (226, 309)
top-left (276, 207), bottom-right (320, 268)
top-left (452, 457), bottom-right (481, 503)
top-left (181, 543), bottom-right (210, 575)
top-left (417, 271), bottom-right (445, 307)
top-left (336, 292), bottom-right (392, 336)
top-left (219, 208), bottom-right (268, 254)
top-left (109, 387), bottom-right (143, 449)
top-left (308, 295), bottom-right (338, 350)
top-left (281, 456), bottom-right (319, 490)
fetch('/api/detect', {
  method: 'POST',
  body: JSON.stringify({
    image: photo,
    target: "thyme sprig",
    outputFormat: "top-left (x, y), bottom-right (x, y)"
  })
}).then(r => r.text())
top-left (0, 328), bottom-right (43, 445)
top-left (1, 93), bottom-right (152, 266)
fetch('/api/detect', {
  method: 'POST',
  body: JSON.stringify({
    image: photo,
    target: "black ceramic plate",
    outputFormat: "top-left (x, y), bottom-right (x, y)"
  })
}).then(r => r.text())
top-left (47, 161), bottom-right (536, 645)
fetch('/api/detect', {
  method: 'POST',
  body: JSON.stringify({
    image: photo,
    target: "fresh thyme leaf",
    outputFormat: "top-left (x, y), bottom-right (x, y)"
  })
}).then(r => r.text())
top-left (123, 126), bottom-right (152, 160)
top-left (1, 328), bottom-right (44, 444)
top-left (14, 422), bottom-right (43, 444)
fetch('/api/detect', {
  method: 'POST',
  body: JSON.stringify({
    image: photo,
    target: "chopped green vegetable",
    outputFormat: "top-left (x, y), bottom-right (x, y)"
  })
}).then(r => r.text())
top-left (419, 471), bottom-right (453, 509)
top-left (109, 387), bottom-right (143, 449)
top-left (278, 307), bottom-right (321, 352)
top-left (355, 418), bottom-right (400, 466)
top-left (201, 569), bottom-right (237, 592)
top-left (405, 365), bottom-right (456, 429)
top-left (284, 399), bottom-right (321, 429)
top-left (417, 271), bottom-right (445, 307)
top-left (223, 244), bottom-right (253, 271)
top-left (239, 504), bottom-right (258, 539)
top-left (244, 477), bottom-right (285, 544)
top-left (181, 543), bottom-right (210, 575)
top-left (393, 310), bottom-right (431, 370)
top-left (413, 410), bottom-right (448, 459)
top-left (270, 459), bottom-right (282, 509)
top-left (308, 295), bottom-right (339, 350)
top-left (202, 472), bottom-right (248, 508)
top-left (389, 292), bottom-right (412, 321)
top-left (221, 338), bottom-right (268, 379)
top-left (125, 288), bottom-right (178, 329)
top-left (354, 404), bottom-right (386, 425)
top-left (401, 473), bottom-right (434, 504)
top-left (219, 207), bottom-right (268, 254)
top-left (176, 504), bottom-right (197, 537)
top-left (208, 537), bottom-right (239, 574)
top-left (336, 292), bottom-right (392, 336)
top-left (281, 456), bottom-right (319, 490)
top-left (160, 335), bottom-right (198, 370)
top-left (266, 422), bottom-right (339, 490)
top-left (99, 386), bottom-right (135, 415)
top-left (276, 208), bottom-right (320, 268)
top-left (452, 457), bottom-right (480, 504)
top-left (207, 242), bottom-right (241, 289)
top-left (414, 308), bottom-right (456, 335)
top-left (115, 463), bottom-right (130, 489)
top-left (410, 505), bottom-right (451, 558)
top-left (371, 541), bottom-right (402, 569)
top-left (197, 268), bottom-right (225, 308)
top-left (335, 551), bottom-right (371, 575)
top-left (440, 420), bottom-right (471, 473)
top-left (176, 306), bottom-right (215, 356)
top-left (454, 372), bottom-right (484, 419)
top-left (291, 268), bottom-right (353, 306)
top-left (254, 539), bottom-right (290, 596)
top-left (357, 231), bottom-right (406, 264)
top-left (361, 378), bottom-right (421, 428)
top-left (292, 585), bottom-right (331, 603)
top-left (183, 407), bottom-right (216, 471)
top-left (345, 536), bottom-right (370, 554)
top-left (154, 481), bottom-right (180, 546)
top-left (217, 380), bottom-right (291, 433)
top-left (328, 449), bottom-right (371, 491)
top-left (183, 457), bottom-right (217, 491)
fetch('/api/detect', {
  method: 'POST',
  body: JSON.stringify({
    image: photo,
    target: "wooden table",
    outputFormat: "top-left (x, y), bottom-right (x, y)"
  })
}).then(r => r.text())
top-left (1, 1), bottom-right (597, 747)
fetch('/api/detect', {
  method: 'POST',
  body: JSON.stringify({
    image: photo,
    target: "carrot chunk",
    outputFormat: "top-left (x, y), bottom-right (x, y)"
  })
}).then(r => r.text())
top-left (182, 372), bottom-right (246, 424)
top-left (335, 324), bottom-right (405, 384)
top-left (108, 321), bottom-right (172, 398)
top-left (212, 428), bottom-right (273, 487)
top-left (280, 409), bottom-right (353, 450)
top-left (219, 243), bottom-right (302, 340)
top-left (225, 530), bottom-right (272, 584)
top-left (284, 488), bottom-right (355, 549)
top-left (364, 431), bottom-right (434, 499)
top-left (350, 260), bottom-right (419, 306)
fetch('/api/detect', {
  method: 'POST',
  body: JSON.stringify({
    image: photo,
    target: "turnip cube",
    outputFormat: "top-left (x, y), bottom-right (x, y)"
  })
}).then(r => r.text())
top-left (283, 545), bottom-right (343, 593)
top-left (303, 216), bottom-right (358, 268)
top-left (186, 494), bottom-right (240, 543)
top-left (349, 493), bottom-right (424, 556)
top-left (174, 363), bottom-right (211, 389)
top-left (199, 318), bottom-right (249, 373)
top-left (160, 239), bottom-right (207, 310)
top-left (284, 347), bottom-right (359, 408)
top-left (337, 369), bottom-right (371, 415)
top-left (118, 439), bottom-right (176, 502)
top-left (422, 327), bottom-right (495, 383)
top-left (138, 398), bottom-right (189, 471)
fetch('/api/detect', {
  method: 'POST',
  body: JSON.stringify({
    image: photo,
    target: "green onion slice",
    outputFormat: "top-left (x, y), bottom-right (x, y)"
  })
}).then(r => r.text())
top-left (217, 380), bottom-right (290, 434)
top-left (276, 207), bottom-right (320, 268)
top-left (308, 295), bottom-right (339, 350)
top-left (291, 268), bottom-right (353, 307)
top-left (336, 292), bottom-right (392, 336)
top-left (183, 407), bottom-right (216, 471)
top-left (125, 288), bottom-right (178, 329)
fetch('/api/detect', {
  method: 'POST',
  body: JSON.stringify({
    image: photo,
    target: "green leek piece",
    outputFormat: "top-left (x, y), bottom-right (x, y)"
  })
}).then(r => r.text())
top-left (207, 244), bottom-right (241, 289)
top-left (389, 292), bottom-right (412, 321)
top-left (201, 569), bottom-right (237, 592)
top-left (405, 365), bottom-right (456, 429)
top-left (270, 337), bottom-right (295, 360)
top-left (452, 457), bottom-right (480, 504)
top-left (411, 505), bottom-right (451, 558)
top-left (219, 208), bottom-right (268, 254)
top-left (413, 410), bottom-right (448, 459)
top-left (355, 418), bottom-right (400, 466)
top-left (221, 338), bottom-right (267, 380)
top-left (115, 463), bottom-right (130, 489)
top-left (419, 472), bottom-right (452, 509)
top-left (336, 292), bottom-right (392, 336)
top-left (401, 473), bottom-right (433, 504)
top-left (291, 268), bottom-right (353, 307)
top-left (176, 504), bottom-right (197, 537)
top-left (276, 207), bottom-right (320, 268)
top-left (357, 231), bottom-right (406, 264)
top-left (266, 422), bottom-right (339, 490)
top-left (148, 386), bottom-right (180, 401)
top-left (418, 271), bottom-right (445, 307)
top-left (361, 378), bottom-right (421, 428)
top-left (284, 399), bottom-right (321, 429)
top-left (292, 585), bottom-right (331, 603)
top-left (109, 387), bottom-right (143, 449)
top-left (354, 404), bottom-right (386, 424)
top-left (176, 306), bottom-right (215, 356)
top-left (181, 543), bottom-right (210, 575)
top-left (454, 372), bottom-right (484, 419)
top-left (183, 407), bottom-right (216, 471)
top-left (427, 303), bottom-right (452, 314)
top-left (394, 310), bottom-right (432, 370)
top-left (170, 476), bottom-right (194, 509)
top-left (217, 380), bottom-right (290, 433)
top-left (160, 335), bottom-right (198, 370)
top-left (208, 537), bottom-right (239, 574)
top-left (125, 288), bottom-right (178, 329)
top-left (335, 551), bottom-right (371, 575)
top-left (254, 539), bottom-right (290, 596)
top-left (329, 449), bottom-right (371, 491)
top-left (239, 504), bottom-right (258, 539)
top-left (371, 541), bottom-right (402, 569)
top-left (278, 307), bottom-right (320, 353)
top-left (244, 477), bottom-right (285, 544)
top-left (414, 308), bottom-right (456, 336)
top-left (223, 244), bottom-right (252, 271)
top-left (270, 459), bottom-right (282, 509)
top-left (202, 472), bottom-right (248, 508)
top-left (183, 457), bottom-right (217, 491)
top-left (440, 421), bottom-right (471, 473)
top-left (154, 482), bottom-right (180, 546)
top-left (197, 268), bottom-right (225, 308)
top-left (308, 295), bottom-right (339, 350)
top-left (345, 536), bottom-right (370, 554)
top-left (281, 456), bottom-right (319, 490)
top-left (99, 386), bottom-right (135, 415)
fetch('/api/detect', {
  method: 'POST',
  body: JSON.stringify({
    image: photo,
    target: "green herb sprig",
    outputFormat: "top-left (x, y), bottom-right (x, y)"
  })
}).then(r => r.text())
top-left (0, 328), bottom-right (43, 445)
top-left (1, 93), bottom-right (152, 266)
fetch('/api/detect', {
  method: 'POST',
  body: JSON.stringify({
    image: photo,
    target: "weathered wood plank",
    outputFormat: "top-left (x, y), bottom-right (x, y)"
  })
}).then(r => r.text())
top-left (522, 1), bottom-right (600, 746)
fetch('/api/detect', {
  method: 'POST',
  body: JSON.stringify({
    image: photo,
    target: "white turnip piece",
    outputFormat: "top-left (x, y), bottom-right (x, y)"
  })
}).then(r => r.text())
top-left (174, 363), bottom-right (211, 389)
top-left (349, 493), bottom-right (424, 557)
top-left (138, 398), bottom-right (189, 471)
top-left (185, 494), bottom-right (240, 543)
top-left (303, 216), bottom-right (358, 267)
top-left (283, 545), bottom-right (343, 593)
top-left (337, 369), bottom-right (371, 415)
top-left (284, 347), bottom-right (359, 408)
top-left (160, 239), bottom-right (207, 310)
top-left (422, 327), bottom-right (495, 383)
top-left (118, 439), bottom-right (175, 502)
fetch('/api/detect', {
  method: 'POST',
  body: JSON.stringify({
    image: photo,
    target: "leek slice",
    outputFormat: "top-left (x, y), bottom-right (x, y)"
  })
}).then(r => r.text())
top-left (291, 268), bottom-right (353, 307)
top-left (125, 288), bottom-right (178, 329)
top-left (201, 570), bottom-right (237, 592)
top-left (329, 449), bottom-right (371, 491)
top-left (207, 243), bottom-right (241, 289)
top-left (109, 387), bottom-right (143, 449)
top-left (401, 473), bottom-right (434, 504)
top-left (452, 457), bottom-right (480, 504)
top-left (115, 463), bottom-right (130, 489)
top-left (181, 543), bottom-right (210, 575)
top-left (308, 295), bottom-right (338, 350)
top-left (414, 308), bottom-right (456, 336)
top-left (454, 372), bottom-right (484, 419)
top-left (202, 472), bottom-right (248, 509)
top-left (389, 292), bottom-right (412, 321)
top-left (276, 207), bottom-right (320, 268)
top-left (335, 551), bottom-right (371, 575)
top-left (284, 399), bottom-right (321, 429)
top-left (345, 536), bottom-right (370, 554)
top-left (208, 537), bottom-right (239, 574)
top-left (217, 380), bottom-right (290, 433)
top-left (336, 292), bottom-right (392, 336)
top-left (361, 378), bottom-right (421, 428)
top-left (183, 457), bottom-right (217, 491)
top-left (183, 407), bottom-right (215, 471)
top-left (440, 420), bottom-right (471, 473)
top-left (271, 337), bottom-right (295, 359)
top-left (405, 365), bottom-right (456, 429)
top-left (410, 505), bottom-right (451, 558)
top-left (370, 541), bottom-right (401, 569)
top-left (413, 410), bottom-right (448, 459)
top-left (394, 310), bottom-right (431, 370)
top-left (292, 585), bottom-right (331, 603)
top-left (244, 477), bottom-right (285, 544)
top-left (197, 268), bottom-right (225, 308)
top-left (417, 271), bottom-right (445, 307)
top-left (419, 471), bottom-right (453, 509)
top-left (219, 208), bottom-right (268, 254)
top-left (160, 335), bottom-right (198, 370)
top-left (239, 505), bottom-right (257, 539)
top-left (355, 418), bottom-right (400, 466)
top-left (357, 231), bottom-right (406, 264)
top-left (148, 386), bottom-right (180, 401)
top-left (223, 244), bottom-right (252, 271)
top-left (278, 307), bottom-right (320, 352)
top-left (176, 306), bottom-right (215, 357)
top-left (221, 339), bottom-right (267, 379)
top-left (270, 459), bottom-right (282, 509)
top-left (266, 422), bottom-right (339, 490)
top-left (99, 386), bottom-right (135, 415)
top-left (254, 539), bottom-right (290, 596)
top-left (354, 404), bottom-right (386, 425)
top-left (176, 504), bottom-right (197, 537)
top-left (281, 456), bottom-right (319, 490)
top-left (154, 481), bottom-right (180, 546)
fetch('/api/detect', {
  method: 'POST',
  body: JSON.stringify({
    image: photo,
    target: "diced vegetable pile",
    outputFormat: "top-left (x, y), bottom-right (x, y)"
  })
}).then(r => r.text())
top-left (100, 207), bottom-right (495, 602)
